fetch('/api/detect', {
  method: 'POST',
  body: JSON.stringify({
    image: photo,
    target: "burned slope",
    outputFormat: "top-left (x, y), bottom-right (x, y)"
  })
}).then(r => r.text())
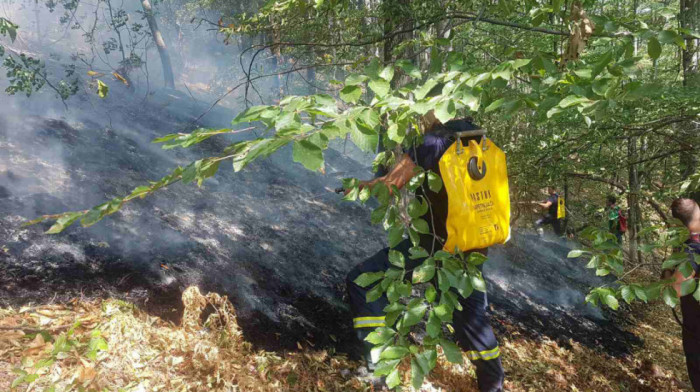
top-left (1, 91), bottom-right (637, 357)
top-left (0, 92), bottom-right (384, 353)
top-left (485, 233), bottom-right (641, 356)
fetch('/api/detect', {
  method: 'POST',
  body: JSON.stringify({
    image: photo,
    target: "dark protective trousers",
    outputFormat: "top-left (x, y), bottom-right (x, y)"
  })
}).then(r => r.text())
top-left (346, 241), bottom-right (504, 392)
top-left (681, 292), bottom-right (700, 391)
top-left (536, 216), bottom-right (563, 236)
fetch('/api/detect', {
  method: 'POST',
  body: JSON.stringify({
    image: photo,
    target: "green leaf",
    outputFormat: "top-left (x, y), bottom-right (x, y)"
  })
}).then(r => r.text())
top-left (593, 50), bottom-right (614, 77)
top-left (97, 80), bottom-right (109, 98)
top-left (567, 250), bottom-right (585, 258)
top-left (397, 281), bottom-right (412, 297)
top-left (11, 375), bottom-right (26, 388)
top-left (368, 78), bottom-right (390, 97)
top-left (387, 123), bottom-right (405, 143)
top-left (366, 284), bottom-right (384, 303)
top-left (512, 59), bottom-right (531, 69)
top-left (434, 303), bottom-right (452, 322)
top-left (345, 74), bottom-right (369, 86)
top-left (658, 30), bottom-right (680, 45)
top-left (662, 252), bottom-right (688, 270)
top-left (492, 67), bottom-right (511, 81)
top-left (409, 246), bottom-right (430, 259)
top-left (434, 99), bottom-right (456, 123)
top-left (412, 218), bottom-right (430, 234)
top-left (426, 171), bottom-right (443, 192)
top-left (648, 37), bottom-right (661, 60)
top-left (292, 140), bottom-right (324, 171)
top-left (425, 284), bottom-right (437, 303)
top-left (415, 79), bottom-right (439, 100)
top-left (46, 212), bottom-right (84, 234)
top-left (573, 68), bottom-right (592, 79)
top-left (413, 259), bottom-right (436, 283)
top-left (407, 172), bottom-right (425, 191)
top-left (558, 95), bottom-right (591, 108)
top-left (407, 198), bottom-right (427, 219)
top-left (467, 252), bottom-right (488, 266)
top-left (365, 327), bottom-right (396, 345)
top-left (634, 286), bottom-right (648, 302)
top-left (471, 274), bottom-right (486, 292)
top-left (388, 225), bottom-right (405, 248)
top-left (359, 186), bottom-right (371, 202)
top-left (340, 85), bottom-right (362, 103)
top-left (232, 105), bottom-right (277, 125)
top-left (596, 268), bottom-right (610, 276)
top-left (350, 122), bottom-right (378, 152)
top-left (396, 60), bottom-right (422, 79)
top-left (372, 182), bottom-right (390, 205)
top-left (388, 250), bottom-right (405, 268)
top-left (620, 286), bottom-right (635, 304)
top-left (379, 65), bottom-right (395, 82)
top-left (426, 310), bottom-right (441, 338)
top-left (275, 111), bottom-right (301, 132)
top-left (603, 293), bottom-right (619, 310)
top-left (663, 286), bottom-right (679, 307)
top-left (679, 261), bottom-right (694, 278)
top-left (374, 359), bottom-right (400, 377)
top-left (386, 368), bottom-right (401, 388)
top-left (682, 279), bottom-right (698, 297)
top-left (437, 270), bottom-right (450, 292)
top-left (439, 339), bottom-right (463, 364)
top-left (380, 346), bottom-right (410, 360)
top-left (484, 98), bottom-right (505, 113)
top-left (354, 272), bottom-right (384, 287)
top-left (411, 357), bottom-right (426, 389)
top-left (411, 100), bottom-right (435, 115)
top-left (403, 302), bottom-right (428, 327)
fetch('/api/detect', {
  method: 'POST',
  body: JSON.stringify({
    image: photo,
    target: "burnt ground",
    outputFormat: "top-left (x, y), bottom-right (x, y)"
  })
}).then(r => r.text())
top-left (0, 89), bottom-right (639, 358)
top-left (485, 233), bottom-right (641, 356)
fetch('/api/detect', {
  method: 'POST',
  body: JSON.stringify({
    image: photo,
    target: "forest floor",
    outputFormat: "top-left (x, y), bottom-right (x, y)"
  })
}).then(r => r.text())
top-left (0, 285), bottom-right (691, 392)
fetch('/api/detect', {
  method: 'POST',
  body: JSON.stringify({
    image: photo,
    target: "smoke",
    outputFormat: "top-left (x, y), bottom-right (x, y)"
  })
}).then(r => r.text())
top-left (0, 0), bottom-right (636, 356)
top-left (486, 231), bottom-right (608, 319)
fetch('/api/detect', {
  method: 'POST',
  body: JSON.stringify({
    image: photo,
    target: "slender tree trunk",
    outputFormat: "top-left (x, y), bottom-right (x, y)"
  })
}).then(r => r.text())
top-left (106, 0), bottom-right (127, 65)
top-left (269, 17), bottom-right (284, 100)
top-left (628, 135), bottom-right (641, 264)
top-left (141, 0), bottom-right (175, 89)
top-left (564, 178), bottom-right (569, 235)
top-left (680, 0), bottom-right (700, 199)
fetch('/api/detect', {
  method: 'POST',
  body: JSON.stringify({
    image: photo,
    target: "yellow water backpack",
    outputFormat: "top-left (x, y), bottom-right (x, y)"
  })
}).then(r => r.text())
top-left (557, 196), bottom-right (566, 219)
top-left (438, 135), bottom-right (511, 253)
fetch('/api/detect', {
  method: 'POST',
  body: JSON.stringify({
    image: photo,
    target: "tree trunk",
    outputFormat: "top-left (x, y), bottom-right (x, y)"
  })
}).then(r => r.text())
top-left (563, 178), bottom-right (569, 236)
top-left (680, 0), bottom-right (700, 199)
top-left (141, 0), bottom-right (175, 89)
top-left (628, 135), bottom-right (641, 264)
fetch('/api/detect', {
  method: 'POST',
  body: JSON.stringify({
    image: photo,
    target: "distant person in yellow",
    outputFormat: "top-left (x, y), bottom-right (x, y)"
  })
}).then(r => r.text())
top-left (534, 187), bottom-right (564, 236)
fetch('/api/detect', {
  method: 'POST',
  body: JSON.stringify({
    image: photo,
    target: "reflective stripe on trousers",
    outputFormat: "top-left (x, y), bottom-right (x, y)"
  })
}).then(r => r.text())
top-left (466, 346), bottom-right (501, 361)
top-left (353, 316), bottom-right (385, 328)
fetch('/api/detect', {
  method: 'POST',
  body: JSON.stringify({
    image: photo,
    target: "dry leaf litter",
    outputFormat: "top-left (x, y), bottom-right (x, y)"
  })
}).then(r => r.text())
top-left (0, 286), bottom-right (692, 391)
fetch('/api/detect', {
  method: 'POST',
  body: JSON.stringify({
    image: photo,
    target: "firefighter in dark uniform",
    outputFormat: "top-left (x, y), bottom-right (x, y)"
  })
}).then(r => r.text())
top-left (346, 112), bottom-right (505, 392)
top-left (535, 187), bottom-right (564, 236)
top-left (668, 198), bottom-right (700, 390)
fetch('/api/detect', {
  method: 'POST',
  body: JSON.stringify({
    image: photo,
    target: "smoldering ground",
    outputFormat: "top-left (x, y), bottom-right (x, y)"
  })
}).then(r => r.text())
top-left (0, 85), bottom-right (640, 358)
top-left (0, 0), bottom-right (638, 357)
